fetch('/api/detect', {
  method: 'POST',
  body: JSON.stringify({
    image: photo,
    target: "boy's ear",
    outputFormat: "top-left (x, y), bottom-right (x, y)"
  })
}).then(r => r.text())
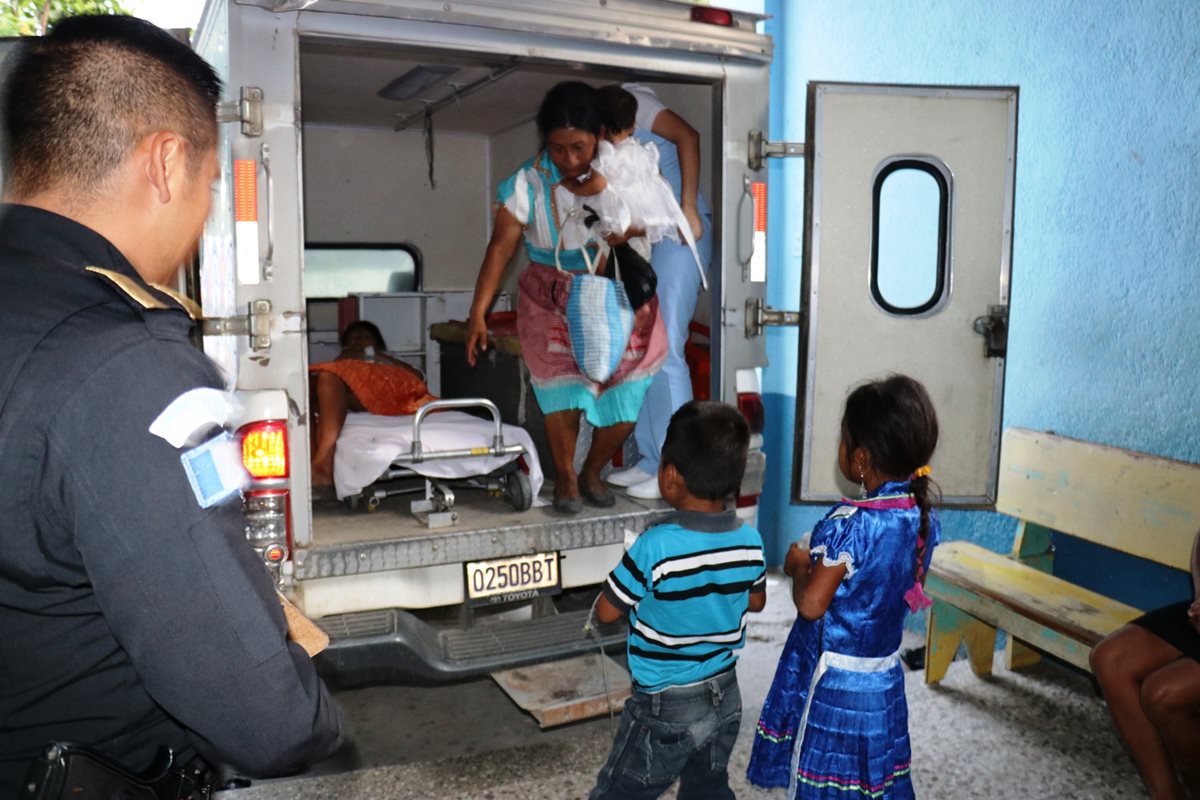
top-left (660, 462), bottom-right (683, 496)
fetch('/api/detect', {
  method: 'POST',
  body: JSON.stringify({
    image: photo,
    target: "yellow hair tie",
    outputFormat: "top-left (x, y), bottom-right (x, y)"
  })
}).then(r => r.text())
top-left (912, 465), bottom-right (932, 479)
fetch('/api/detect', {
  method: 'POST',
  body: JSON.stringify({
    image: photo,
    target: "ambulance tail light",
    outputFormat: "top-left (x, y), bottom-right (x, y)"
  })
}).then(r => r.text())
top-left (238, 420), bottom-right (292, 581)
top-left (737, 392), bottom-right (765, 435)
top-left (241, 421), bottom-right (288, 479)
top-left (690, 7), bottom-right (734, 27)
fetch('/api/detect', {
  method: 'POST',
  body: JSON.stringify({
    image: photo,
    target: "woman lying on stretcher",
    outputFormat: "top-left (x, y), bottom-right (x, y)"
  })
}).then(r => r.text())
top-left (309, 321), bottom-right (436, 487)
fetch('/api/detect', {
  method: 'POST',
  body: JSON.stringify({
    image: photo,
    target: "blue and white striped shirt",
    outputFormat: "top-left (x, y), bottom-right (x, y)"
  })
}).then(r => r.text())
top-left (603, 509), bottom-right (766, 692)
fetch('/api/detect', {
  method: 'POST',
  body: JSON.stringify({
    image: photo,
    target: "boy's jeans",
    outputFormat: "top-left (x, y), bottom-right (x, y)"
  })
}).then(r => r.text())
top-left (589, 667), bottom-right (741, 800)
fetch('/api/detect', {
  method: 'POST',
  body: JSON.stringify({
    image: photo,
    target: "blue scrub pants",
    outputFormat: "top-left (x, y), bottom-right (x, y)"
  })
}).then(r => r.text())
top-left (632, 214), bottom-right (713, 474)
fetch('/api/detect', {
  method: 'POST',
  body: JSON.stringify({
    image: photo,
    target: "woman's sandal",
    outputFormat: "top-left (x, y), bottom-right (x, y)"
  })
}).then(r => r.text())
top-left (579, 481), bottom-right (616, 508)
top-left (552, 494), bottom-right (584, 514)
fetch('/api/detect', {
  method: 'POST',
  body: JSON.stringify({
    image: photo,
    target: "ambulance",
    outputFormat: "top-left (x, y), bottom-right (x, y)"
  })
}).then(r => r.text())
top-left (192, 0), bottom-right (1016, 688)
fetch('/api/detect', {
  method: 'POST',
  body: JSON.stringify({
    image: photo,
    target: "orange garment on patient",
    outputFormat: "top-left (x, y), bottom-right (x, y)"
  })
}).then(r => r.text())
top-left (309, 359), bottom-right (437, 415)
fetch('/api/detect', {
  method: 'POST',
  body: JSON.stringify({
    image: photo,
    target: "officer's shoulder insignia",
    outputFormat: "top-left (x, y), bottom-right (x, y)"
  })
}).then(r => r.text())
top-left (829, 505), bottom-right (858, 520)
top-left (85, 266), bottom-right (169, 311)
top-left (149, 282), bottom-right (203, 320)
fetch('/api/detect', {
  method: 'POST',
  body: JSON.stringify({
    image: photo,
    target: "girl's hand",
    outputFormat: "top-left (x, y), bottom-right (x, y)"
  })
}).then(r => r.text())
top-left (682, 204), bottom-right (704, 240)
top-left (633, 301), bottom-right (653, 330)
top-left (784, 543), bottom-right (810, 578)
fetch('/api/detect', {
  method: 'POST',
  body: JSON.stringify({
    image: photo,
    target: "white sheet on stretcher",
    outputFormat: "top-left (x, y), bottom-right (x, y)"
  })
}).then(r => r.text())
top-left (333, 410), bottom-right (545, 506)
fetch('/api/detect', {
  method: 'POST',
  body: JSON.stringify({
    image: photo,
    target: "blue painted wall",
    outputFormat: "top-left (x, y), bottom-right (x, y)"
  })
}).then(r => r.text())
top-left (758, 0), bottom-right (1199, 609)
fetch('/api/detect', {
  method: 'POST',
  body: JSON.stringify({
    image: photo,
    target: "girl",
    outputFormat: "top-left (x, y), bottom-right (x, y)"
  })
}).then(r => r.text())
top-left (747, 374), bottom-right (941, 800)
top-left (562, 86), bottom-right (705, 293)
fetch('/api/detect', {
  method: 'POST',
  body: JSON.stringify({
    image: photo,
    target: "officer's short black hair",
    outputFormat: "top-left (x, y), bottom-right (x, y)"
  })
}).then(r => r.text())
top-left (660, 401), bottom-right (750, 501)
top-left (2, 14), bottom-right (222, 200)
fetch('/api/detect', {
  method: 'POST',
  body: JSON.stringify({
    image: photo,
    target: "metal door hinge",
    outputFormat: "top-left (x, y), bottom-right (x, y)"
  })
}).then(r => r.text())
top-left (746, 297), bottom-right (801, 338)
top-left (202, 299), bottom-right (273, 351)
top-left (748, 130), bottom-right (807, 171)
top-left (217, 87), bottom-right (264, 137)
top-left (972, 304), bottom-right (1008, 358)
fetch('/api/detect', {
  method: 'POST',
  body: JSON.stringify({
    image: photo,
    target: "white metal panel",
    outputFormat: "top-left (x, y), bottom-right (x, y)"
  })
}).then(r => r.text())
top-left (286, 2), bottom-right (770, 404)
top-left (717, 61), bottom-right (771, 399)
top-left (239, 0), bottom-right (771, 62)
top-left (799, 84), bottom-right (1017, 504)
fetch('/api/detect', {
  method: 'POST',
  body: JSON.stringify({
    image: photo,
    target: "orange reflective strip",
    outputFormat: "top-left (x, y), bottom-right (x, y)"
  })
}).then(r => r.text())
top-left (752, 181), bottom-right (767, 233)
top-left (234, 160), bottom-right (257, 222)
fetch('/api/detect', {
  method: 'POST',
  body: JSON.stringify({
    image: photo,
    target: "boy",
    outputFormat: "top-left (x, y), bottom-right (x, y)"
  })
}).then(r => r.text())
top-left (589, 400), bottom-right (767, 800)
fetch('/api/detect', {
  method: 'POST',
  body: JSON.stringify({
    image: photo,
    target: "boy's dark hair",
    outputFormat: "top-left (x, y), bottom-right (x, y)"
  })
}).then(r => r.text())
top-left (340, 320), bottom-right (387, 350)
top-left (535, 81), bottom-right (602, 146)
top-left (596, 85), bottom-right (638, 133)
top-left (661, 400), bottom-right (750, 500)
top-left (3, 14), bottom-right (222, 201)
top-left (841, 374), bottom-right (940, 577)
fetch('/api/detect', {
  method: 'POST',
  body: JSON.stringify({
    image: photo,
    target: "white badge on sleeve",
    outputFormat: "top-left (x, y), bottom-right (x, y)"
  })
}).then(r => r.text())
top-left (180, 431), bottom-right (249, 508)
top-left (150, 387), bottom-right (244, 449)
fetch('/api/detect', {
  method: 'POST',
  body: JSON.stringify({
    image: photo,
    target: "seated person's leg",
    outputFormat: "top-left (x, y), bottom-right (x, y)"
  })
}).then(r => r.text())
top-left (1092, 624), bottom-right (1192, 799)
top-left (1140, 656), bottom-right (1200, 796)
top-left (311, 371), bottom-right (352, 487)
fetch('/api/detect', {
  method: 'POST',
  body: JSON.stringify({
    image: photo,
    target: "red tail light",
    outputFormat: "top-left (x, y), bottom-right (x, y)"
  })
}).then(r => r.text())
top-left (735, 493), bottom-right (759, 509)
top-left (690, 7), bottom-right (734, 27)
top-left (238, 421), bottom-right (292, 578)
top-left (737, 392), bottom-right (765, 434)
top-left (241, 421), bottom-right (288, 479)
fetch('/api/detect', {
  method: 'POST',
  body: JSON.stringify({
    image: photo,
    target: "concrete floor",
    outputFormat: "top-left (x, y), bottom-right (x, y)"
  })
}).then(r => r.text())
top-left (218, 571), bottom-right (1148, 799)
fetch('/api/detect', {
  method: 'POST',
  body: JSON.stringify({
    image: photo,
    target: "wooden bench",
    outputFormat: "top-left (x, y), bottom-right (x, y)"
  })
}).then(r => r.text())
top-left (924, 427), bottom-right (1200, 684)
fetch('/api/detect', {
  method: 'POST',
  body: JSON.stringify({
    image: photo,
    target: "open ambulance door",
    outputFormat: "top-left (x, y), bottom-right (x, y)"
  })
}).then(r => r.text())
top-left (794, 83), bottom-right (1018, 505)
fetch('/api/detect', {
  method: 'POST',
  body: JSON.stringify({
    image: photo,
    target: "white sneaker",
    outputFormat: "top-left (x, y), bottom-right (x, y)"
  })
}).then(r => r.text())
top-left (605, 465), bottom-right (654, 488)
top-left (625, 475), bottom-right (662, 500)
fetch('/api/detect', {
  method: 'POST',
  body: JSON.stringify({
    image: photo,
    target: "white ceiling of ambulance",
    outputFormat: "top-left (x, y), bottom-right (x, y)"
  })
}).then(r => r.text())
top-left (299, 42), bottom-right (626, 133)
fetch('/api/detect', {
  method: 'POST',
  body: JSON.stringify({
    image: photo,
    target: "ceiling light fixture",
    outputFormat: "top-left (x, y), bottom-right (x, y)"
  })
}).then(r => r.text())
top-left (377, 65), bottom-right (459, 101)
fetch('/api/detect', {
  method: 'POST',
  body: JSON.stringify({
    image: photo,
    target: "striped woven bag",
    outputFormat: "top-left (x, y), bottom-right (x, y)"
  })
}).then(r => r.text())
top-left (555, 208), bottom-right (634, 384)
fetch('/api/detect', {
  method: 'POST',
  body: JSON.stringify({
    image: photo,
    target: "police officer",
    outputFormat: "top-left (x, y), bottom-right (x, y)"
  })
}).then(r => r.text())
top-left (0, 15), bottom-right (344, 793)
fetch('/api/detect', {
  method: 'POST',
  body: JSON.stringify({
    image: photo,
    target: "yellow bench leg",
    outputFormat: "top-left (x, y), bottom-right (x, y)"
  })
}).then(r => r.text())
top-left (925, 599), bottom-right (997, 684)
top-left (1004, 638), bottom-right (1042, 671)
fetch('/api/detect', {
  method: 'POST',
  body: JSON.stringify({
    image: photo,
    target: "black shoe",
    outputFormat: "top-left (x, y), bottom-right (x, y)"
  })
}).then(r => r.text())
top-left (580, 482), bottom-right (616, 508)
top-left (552, 494), bottom-right (584, 514)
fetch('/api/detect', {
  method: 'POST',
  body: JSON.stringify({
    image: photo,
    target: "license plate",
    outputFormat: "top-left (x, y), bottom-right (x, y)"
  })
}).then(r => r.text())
top-left (466, 552), bottom-right (560, 605)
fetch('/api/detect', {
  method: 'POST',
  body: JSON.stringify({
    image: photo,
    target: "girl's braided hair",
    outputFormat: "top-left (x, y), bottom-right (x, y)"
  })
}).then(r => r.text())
top-left (841, 375), bottom-right (940, 581)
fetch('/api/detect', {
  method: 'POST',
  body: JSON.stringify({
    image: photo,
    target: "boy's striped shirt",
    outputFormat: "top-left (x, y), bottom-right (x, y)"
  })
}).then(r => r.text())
top-left (603, 509), bottom-right (766, 692)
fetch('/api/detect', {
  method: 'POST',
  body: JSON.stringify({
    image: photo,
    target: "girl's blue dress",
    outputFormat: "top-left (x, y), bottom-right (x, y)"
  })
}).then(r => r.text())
top-left (747, 480), bottom-right (940, 799)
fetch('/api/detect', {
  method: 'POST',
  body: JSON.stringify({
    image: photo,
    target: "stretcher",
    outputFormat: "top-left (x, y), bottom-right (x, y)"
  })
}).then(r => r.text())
top-left (332, 398), bottom-right (544, 527)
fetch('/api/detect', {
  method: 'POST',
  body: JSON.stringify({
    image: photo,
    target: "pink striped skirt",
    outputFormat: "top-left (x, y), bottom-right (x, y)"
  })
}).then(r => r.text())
top-left (516, 262), bottom-right (666, 427)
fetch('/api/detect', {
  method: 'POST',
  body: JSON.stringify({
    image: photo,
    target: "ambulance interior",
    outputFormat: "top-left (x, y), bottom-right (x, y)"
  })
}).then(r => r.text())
top-left (296, 40), bottom-right (720, 540)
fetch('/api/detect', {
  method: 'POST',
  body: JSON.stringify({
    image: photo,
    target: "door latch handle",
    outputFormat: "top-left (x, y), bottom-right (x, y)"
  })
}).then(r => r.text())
top-left (972, 304), bottom-right (1008, 358)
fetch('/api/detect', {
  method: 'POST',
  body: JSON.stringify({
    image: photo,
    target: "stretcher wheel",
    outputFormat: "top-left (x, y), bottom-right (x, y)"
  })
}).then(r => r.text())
top-left (503, 469), bottom-right (532, 511)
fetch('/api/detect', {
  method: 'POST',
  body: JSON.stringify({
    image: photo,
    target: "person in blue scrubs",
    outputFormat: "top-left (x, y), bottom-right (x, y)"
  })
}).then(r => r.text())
top-left (600, 84), bottom-right (713, 500)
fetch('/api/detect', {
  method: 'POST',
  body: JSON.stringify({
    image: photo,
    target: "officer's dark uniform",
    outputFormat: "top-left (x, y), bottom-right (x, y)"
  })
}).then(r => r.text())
top-left (0, 205), bottom-right (344, 793)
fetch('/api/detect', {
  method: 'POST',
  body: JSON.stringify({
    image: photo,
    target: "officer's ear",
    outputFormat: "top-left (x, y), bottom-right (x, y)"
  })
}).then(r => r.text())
top-left (141, 130), bottom-right (188, 205)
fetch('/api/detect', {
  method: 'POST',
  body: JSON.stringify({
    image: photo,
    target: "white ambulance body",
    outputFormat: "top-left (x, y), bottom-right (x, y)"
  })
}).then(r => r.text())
top-left (194, 0), bottom-right (1017, 686)
top-left (194, 0), bottom-right (772, 684)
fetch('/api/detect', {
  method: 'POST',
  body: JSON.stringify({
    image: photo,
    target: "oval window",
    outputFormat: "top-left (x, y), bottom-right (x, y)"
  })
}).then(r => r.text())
top-left (871, 160), bottom-right (949, 315)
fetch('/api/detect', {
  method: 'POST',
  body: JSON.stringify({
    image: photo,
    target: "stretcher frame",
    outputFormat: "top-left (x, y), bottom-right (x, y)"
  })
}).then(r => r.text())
top-left (343, 398), bottom-right (534, 528)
